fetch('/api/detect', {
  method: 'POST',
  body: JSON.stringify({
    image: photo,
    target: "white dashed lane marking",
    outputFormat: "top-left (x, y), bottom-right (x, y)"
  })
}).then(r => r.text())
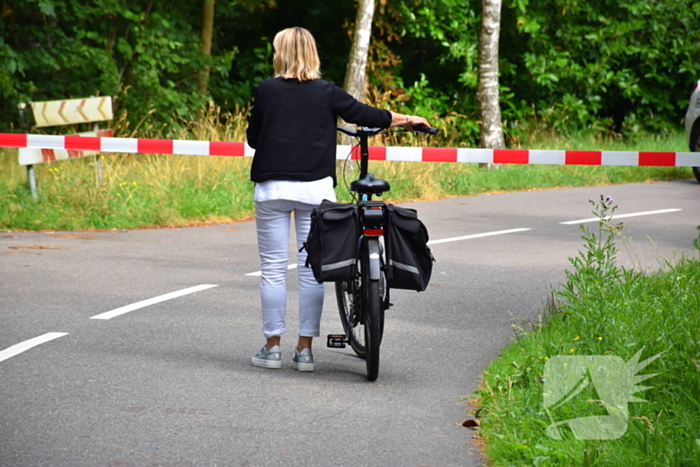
top-left (560, 208), bottom-right (682, 225)
top-left (90, 284), bottom-right (219, 320)
top-left (427, 228), bottom-right (532, 245)
top-left (0, 332), bottom-right (69, 363)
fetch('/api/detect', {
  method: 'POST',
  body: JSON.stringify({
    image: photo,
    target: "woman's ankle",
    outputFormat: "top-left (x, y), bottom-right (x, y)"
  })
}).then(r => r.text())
top-left (296, 336), bottom-right (313, 352)
top-left (266, 336), bottom-right (281, 349)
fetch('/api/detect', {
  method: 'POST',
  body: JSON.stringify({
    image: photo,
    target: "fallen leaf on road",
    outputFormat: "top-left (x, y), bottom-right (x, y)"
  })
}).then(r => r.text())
top-left (49, 234), bottom-right (94, 240)
top-left (1, 251), bottom-right (41, 256)
top-left (462, 419), bottom-right (479, 429)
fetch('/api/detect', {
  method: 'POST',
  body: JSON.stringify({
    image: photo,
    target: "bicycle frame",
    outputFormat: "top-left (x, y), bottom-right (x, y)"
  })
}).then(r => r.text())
top-left (341, 127), bottom-right (389, 284)
top-left (338, 126), bottom-right (389, 269)
top-left (353, 127), bottom-right (377, 180)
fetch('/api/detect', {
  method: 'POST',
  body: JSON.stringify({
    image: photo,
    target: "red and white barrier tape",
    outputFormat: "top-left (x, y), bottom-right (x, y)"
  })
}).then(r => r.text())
top-left (16, 129), bottom-right (114, 165)
top-left (2, 132), bottom-right (699, 167)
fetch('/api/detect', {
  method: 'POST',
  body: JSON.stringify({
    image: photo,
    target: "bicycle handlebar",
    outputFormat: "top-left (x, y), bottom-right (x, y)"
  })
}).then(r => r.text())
top-left (338, 123), bottom-right (438, 186)
top-left (337, 124), bottom-right (439, 137)
top-left (407, 124), bottom-right (439, 135)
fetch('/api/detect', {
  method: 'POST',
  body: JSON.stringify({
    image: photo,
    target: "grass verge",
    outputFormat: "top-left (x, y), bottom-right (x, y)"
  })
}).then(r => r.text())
top-left (471, 198), bottom-right (700, 466)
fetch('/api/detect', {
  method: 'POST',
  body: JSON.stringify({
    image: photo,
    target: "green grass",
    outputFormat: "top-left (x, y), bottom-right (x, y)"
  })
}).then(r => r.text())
top-left (0, 124), bottom-right (695, 231)
top-left (471, 200), bottom-right (700, 466)
top-left (0, 153), bottom-right (256, 230)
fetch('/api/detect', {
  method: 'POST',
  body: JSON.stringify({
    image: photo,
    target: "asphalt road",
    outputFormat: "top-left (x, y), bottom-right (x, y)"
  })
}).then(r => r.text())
top-left (1, 179), bottom-right (698, 467)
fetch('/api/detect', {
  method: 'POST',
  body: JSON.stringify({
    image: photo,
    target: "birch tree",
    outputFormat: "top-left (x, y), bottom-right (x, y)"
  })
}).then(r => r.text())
top-left (344, 0), bottom-right (376, 101)
top-left (340, 0), bottom-right (375, 145)
top-left (477, 0), bottom-right (505, 156)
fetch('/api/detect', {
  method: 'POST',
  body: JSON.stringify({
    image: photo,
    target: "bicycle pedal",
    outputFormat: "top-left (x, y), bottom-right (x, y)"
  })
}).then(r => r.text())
top-left (327, 334), bottom-right (348, 349)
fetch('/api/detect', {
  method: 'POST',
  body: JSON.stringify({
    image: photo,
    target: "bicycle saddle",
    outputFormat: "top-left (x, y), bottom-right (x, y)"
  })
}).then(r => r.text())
top-left (350, 173), bottom-right (390, 195)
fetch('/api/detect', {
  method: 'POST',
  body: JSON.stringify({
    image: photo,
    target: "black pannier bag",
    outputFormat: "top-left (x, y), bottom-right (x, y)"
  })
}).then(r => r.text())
top-left (302, 200), bottom-right (359, 283)
top-left (384, 204), bottom-right (434, 291)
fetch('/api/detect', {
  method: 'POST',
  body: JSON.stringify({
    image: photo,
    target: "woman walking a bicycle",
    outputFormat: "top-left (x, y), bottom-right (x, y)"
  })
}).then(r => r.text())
top-left (246, 26), bottom-right (429, 372)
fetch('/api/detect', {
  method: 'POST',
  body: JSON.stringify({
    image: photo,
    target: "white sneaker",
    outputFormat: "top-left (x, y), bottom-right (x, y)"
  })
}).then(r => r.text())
top-left (251, 345), bottom-right (282, 369)
top-left (291, 348), bottom-right (314, 372)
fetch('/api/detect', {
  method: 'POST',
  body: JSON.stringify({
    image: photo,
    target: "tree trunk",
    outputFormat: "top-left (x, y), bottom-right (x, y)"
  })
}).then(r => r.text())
top-left (198, 0), bottom-right (216, 96)
top-left (477, 0), bottom-right (505, 168)
top-left (344, 0), bottom-right (375, 102)
top-left (341, 0), bottom-right (375, 144)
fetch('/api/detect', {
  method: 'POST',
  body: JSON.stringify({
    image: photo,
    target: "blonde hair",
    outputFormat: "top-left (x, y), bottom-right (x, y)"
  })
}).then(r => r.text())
top-left (273, 27), bottom-right (321, 81)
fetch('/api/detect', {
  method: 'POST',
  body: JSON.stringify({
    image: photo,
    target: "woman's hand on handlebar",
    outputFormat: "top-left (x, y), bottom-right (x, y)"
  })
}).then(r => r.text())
top-left (389, 111), bottom-right (430, 130)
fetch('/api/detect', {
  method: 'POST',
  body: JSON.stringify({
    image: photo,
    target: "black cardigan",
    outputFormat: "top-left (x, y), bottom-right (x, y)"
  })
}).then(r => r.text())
top-left (246, 77), bottom-right (392, 185)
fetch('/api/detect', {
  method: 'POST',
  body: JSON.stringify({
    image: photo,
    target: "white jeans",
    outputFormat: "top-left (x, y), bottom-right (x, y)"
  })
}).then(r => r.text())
top-left (255, 199), bottom-right (324, 338)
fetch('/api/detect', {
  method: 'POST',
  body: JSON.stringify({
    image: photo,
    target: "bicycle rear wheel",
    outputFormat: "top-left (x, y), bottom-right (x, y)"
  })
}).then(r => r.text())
top-left (363, 238), bottom-right (385, 381)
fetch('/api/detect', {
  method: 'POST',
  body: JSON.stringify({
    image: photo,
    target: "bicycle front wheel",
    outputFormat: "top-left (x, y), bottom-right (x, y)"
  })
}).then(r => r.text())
top-left (336, 278), bottom-right (366, 358)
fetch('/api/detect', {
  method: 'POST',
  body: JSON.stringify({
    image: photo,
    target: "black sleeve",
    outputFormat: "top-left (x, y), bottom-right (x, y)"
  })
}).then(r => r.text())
top-left (331, 84), bottom-right (392, 128)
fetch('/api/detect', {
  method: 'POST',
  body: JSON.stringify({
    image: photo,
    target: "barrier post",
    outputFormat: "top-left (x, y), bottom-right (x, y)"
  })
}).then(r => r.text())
top-left (27, 165), bottom-right (38, 201)
top-left (18, 103), bottom-right (38, 201)
top-left (93, 121), bottom-right (103, 185)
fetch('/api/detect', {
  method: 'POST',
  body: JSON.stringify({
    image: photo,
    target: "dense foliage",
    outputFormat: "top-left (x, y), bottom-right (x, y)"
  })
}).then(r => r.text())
top-left (2, 0), bottom-right (699, 142)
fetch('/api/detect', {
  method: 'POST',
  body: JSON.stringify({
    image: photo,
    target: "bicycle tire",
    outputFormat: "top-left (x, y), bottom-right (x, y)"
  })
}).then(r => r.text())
top-left (364, 238), bottom-right (385, 381)
top-left (336, 278), bottom-right (366, 358)
top-left (364, 278), bottom-right (382, 381)
top-left (336, 238), bottom-right (388, 362)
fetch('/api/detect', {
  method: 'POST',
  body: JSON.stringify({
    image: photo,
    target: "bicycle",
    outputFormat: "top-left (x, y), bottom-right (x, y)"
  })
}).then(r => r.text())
top-left (326, 124), bottom-right (437, 381)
